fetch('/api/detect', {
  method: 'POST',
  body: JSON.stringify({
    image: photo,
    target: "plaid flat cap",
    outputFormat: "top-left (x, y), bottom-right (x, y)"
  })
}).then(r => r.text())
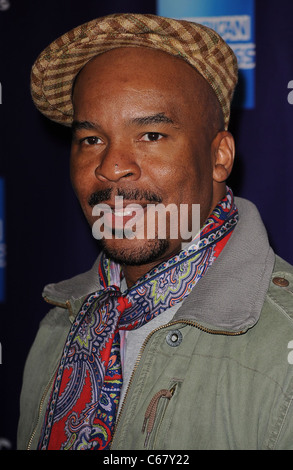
top-left (31, 13), bottom-right (238, 129)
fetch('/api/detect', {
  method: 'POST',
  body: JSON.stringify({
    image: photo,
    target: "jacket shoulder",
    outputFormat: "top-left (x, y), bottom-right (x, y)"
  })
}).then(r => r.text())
top-left (42, 255), bottom-right (102, 305)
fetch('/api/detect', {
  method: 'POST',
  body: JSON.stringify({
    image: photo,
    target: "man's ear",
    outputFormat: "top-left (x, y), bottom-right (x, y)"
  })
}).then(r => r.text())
top-left (212, 131), bottom-right (235, 183)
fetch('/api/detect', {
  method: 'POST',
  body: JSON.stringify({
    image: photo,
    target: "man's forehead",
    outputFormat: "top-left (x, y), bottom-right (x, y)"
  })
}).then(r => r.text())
top-left (72, 49), bottom-right (211, 130)
top-left (73, 46), bottom-right (210, 104)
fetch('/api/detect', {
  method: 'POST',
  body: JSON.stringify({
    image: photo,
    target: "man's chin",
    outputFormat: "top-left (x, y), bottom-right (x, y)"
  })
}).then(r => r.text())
top-left (100, 238), bottom-right (169, 266)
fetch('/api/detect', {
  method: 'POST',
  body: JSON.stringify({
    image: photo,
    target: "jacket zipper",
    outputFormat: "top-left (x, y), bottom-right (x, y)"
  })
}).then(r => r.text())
top-left (27, 370), bottom-right (57, 450)
top-left (44, 296), bottom-right (74, 318)
top-left (142, 383), bottom-right (177, 448)
top-left (111, 319), bottom-right (244, 448)
top-left (27, 297), bottom-right (72, 450)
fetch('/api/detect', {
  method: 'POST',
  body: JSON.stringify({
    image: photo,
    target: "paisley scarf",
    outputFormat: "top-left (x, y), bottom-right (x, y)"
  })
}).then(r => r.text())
top-left (38, 187), bottom-right (238, 450)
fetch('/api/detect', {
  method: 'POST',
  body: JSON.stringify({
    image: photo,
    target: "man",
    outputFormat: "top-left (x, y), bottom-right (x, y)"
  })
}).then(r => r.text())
top-left (18, 13), bottom-right (293, 450)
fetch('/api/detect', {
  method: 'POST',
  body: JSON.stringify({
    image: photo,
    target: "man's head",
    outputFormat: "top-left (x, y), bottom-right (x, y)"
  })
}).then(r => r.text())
top-left (70, 46), bottom-right (235, 267)
top-left (30, 13), bottom-right (238, 277)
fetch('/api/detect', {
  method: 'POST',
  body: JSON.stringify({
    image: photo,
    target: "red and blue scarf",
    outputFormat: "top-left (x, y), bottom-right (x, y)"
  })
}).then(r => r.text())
top-left (38, 188), bottom-right (238, 450)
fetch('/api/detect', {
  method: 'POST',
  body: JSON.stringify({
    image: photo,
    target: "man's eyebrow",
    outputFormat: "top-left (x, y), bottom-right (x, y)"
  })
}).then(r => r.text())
top-left (71, 120), bottom-right (99, 133)
top-left (130, 113), bottom-right (175, 126)
top-left (71, 113), bottom-right (178, 133)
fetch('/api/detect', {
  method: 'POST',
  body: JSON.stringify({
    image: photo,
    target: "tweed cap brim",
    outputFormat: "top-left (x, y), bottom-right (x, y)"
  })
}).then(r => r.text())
top-left (31, 13), bottom-right (238, 129)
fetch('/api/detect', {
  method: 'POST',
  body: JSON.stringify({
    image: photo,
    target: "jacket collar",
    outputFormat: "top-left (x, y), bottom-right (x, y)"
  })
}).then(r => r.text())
top-left (173, 197), bottom-right (275, 332)
top-left (43, 197), bottom-right (275, 333)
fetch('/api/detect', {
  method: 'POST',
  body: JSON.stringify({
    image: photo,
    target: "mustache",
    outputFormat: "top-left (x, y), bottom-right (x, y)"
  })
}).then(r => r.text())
top-left (88, 188), bottom-right (163, 207)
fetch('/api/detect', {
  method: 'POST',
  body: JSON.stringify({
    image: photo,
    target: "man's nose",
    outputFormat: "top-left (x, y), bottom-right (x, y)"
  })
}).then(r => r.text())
top-left (95, 144), bottom-right (141, 183)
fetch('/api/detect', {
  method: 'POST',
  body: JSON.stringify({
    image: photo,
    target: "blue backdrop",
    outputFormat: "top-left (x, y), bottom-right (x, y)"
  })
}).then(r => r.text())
top-left (0, 0), bottom-right (293, 449)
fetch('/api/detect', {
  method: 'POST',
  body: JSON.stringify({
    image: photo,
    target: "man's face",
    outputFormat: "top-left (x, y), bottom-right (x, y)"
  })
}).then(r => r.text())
top-left (71, 47), bottom-right (227, 267)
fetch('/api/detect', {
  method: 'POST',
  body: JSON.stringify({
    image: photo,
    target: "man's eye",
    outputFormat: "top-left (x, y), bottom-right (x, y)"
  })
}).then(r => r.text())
top-left (81, 136), bottom-right (102, 145)
top-left (140, 132), bottom-right (164, 142)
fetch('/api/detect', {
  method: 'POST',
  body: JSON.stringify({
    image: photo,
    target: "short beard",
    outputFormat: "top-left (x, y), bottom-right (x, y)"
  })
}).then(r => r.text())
top-left (100, 237), bottom-right (169, 266)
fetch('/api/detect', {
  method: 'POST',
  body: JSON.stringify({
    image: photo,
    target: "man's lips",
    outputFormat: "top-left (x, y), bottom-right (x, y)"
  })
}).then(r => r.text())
top-left (99, 201), bottom-right (147, 231)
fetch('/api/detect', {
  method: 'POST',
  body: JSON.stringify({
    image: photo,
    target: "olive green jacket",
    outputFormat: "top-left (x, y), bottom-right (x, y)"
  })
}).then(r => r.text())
top-left (17, 198), bottom-right (293, 450)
